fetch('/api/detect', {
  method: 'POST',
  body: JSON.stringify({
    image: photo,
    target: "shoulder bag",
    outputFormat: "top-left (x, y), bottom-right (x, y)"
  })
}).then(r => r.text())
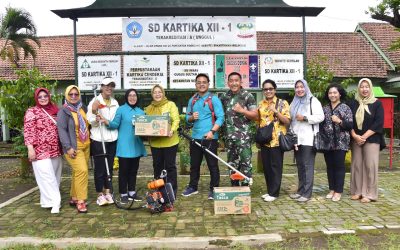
top-left (310, 97), bottom-right (330, 152)
top-left (255, 99), bottom-right (279, 145)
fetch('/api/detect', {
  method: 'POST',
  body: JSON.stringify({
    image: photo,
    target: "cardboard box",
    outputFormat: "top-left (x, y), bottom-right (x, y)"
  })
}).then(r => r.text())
top-left (214, 187), bottom-right (251, 215)
top-left (134, 115), bottom-right (170, 136)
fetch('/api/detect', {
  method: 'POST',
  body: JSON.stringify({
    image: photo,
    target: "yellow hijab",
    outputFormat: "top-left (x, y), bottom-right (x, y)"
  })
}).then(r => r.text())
top-left (64, 85), bottom-right (81, 104)
top-left (355, 78), bottom-right (377, 130)
top-left (146, 85), bottom-right (169, 115)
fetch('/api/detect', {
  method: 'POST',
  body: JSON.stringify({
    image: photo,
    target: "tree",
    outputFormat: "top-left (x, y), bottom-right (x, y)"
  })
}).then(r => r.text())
top-left (368, 0), bottom-right (400, 28)
top-left (306, 55), bottom-right (355, 103)
top-left (0, 7), bottom-right (40, 66)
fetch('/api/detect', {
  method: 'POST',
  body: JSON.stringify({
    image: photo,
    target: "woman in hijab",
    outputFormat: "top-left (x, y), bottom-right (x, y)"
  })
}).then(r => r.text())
top-left (57, 85), bottom-right (90, 213)
top-left (24, 88), bottom-right (62, 214)
top-left (101, 89), bottom-right (147, 204)
top-left (145, 85), bottom-right (180, 197)
top-left (289, 79), bottom-right (324, 202)
top-left (349, 78), bottom-right (384, 203)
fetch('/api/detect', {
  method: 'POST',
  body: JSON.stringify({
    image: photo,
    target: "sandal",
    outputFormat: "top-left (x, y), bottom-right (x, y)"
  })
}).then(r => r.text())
top-left (76, 202), bottom-right (88, 213)
top-left (69, 199), bottom-right (78, 206)
top-left (351, 194), bottom-right (361, 200)
top-left (360, 197), bottom-right (371, 203)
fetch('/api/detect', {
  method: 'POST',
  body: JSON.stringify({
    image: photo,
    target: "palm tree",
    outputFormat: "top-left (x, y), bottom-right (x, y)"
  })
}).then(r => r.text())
top-left (0, 7), bottom-right (40, 66)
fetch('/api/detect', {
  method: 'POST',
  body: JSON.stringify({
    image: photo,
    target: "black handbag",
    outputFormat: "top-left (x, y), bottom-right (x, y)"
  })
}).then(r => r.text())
top-left (255, 122), bottom-right (274, 144)
top-left (279, 130), bottom-right (297, 151)
top-left (380, 133), bottom-right (386, 151)
top-left (255, 99), bottom-right (280, 145)
top-left (310, 97), bottom-right (330, 152)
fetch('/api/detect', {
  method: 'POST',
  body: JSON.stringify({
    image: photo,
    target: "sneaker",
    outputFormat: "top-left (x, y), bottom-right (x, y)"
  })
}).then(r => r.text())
top-left (261, 193), bottom-right (270, 199)
top-left (181, 186), bottom-right (198, 197)
top-left (51, 206), bottom-right (60, 214)
top-left (129, 193), bottom-right (143, 202)
top-left (289, 193), bottom-right (301, 199)
top-left (96, 194), bottom-right (108, 206)
top-left (120, 195), bottom-right (129, 204)
top-left (263, 196), bottom-right (277, 202)
top-left (296, 196), bottom-right (310, 202)
top-left (208, 191), bottom-right (214, 200)
top-left (104, 193), bottom-right (114, 204)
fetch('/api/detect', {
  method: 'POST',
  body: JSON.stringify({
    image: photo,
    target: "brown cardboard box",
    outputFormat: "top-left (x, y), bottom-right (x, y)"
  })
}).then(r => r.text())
top-left (214, 187), bottom-right (251, 215)
top-left (134, 115), bottom-right (170, 136)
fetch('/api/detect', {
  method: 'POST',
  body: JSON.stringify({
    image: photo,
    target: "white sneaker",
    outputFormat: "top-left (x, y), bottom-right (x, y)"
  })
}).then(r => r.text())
top-left (51, 206), bottom-right (60, 214)
top-left (289, 193), bottom-right (301, 199)
top-left (96, 194), bottom-right (108, 206)
top-left (263, 196), bottom-right (277, 202)
top-left (261, 193), bottom-right (270, 199)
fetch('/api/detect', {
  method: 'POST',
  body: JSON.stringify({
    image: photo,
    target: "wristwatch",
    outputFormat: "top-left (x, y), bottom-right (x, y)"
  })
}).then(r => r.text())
top-left (303, 116), bottom-right (308, 122)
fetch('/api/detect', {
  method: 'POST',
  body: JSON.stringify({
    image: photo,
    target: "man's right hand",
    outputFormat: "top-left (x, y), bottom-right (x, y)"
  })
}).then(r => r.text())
top-left (192, 112), bottom-right (199, 121)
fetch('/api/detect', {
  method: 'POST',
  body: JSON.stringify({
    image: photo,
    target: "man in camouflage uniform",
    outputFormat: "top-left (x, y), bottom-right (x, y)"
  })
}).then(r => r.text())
top-left (220, 72), bottom-right (258, 186)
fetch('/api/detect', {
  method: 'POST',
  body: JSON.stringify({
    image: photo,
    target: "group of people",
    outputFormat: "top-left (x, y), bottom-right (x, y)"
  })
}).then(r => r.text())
top-left (23, 73), bottom-right (384, 214)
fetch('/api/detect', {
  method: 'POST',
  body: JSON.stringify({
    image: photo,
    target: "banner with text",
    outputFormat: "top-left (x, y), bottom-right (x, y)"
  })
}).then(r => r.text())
top-left (169, 55), bottom-right (214, 89)
top-left (215, 54), bottom-right (259, 89)
top-left (123, 55), bottom-right (168, 89)
top-left (122, 17), bottom-right (256, 51)
top-left (260, 54), bottom-right (304, 89)
top-left (78, 56), bottom-right (121, 91)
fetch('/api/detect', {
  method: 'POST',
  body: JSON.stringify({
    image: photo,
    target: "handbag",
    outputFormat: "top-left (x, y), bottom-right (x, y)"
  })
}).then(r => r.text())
top-left (279, 130), bottom-right (297, 151)
top-left (310, 97), bottom-right (330, 152)
top-left (380, 133), bottom-right (386, 151)
top-left (255, 99), bottom-right (280, 145)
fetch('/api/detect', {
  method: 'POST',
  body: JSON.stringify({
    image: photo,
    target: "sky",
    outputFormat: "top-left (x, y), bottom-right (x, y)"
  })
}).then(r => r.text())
top-left (0, 0), bottom-right (384, 36)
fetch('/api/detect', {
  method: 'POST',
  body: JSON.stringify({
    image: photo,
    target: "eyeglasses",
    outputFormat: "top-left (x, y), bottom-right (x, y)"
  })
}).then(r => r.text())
top-left (128, 94), bottom-right (137, 98)
top-left (263, 88), bottom-right (275, 92)
top-left (37, 95), bottom-right (48, 99)
top-left (68, 93), bottom-right (79, 97)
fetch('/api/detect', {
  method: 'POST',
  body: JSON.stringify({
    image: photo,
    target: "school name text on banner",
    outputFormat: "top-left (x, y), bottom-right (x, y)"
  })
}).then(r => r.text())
top-left (122, 17), bottom-right (256, 52)
top-left (78, 56), bottom-right (121, 90)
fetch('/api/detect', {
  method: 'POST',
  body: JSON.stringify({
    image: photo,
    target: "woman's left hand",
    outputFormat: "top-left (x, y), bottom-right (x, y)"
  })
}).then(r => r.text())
top-left (168, 130), bottom-right (173, 137)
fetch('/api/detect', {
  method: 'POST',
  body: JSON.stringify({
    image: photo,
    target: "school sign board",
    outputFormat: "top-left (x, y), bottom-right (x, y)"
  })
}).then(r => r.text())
top-left (122, 17), bottom-right (256, 51)
top-left (260, 54), bottom-right (304, 89)
top-left (123, 55), bottom-right (168, 89)
top-left (77, 56), bottom-right (121, 90)
top-left (215, 54), bottom-right (259, 89)
top-left (169, 54), bottom-right (214, 89)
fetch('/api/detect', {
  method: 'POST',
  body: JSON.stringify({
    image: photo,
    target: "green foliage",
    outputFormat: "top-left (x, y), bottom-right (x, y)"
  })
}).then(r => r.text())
top-left (368, 0), bottom-right (400, 28)
top-left (368, 0), bottom-right (400, 50)
top-left (306, 55), bottom-right (355, 104)
top-left (0, 67), bottom-right (61, 132)
top-left (0, 7), bottom-right (40, 66)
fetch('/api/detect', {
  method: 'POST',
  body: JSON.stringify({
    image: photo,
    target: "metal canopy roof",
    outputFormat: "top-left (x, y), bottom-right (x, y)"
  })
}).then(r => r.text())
top-left (52, 0), bottom-right (324, 19)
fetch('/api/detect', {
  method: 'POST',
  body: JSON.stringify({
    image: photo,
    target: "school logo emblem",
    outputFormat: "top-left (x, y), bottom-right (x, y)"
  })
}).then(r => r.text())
top-left (126, 21), bottom-right (143, 38)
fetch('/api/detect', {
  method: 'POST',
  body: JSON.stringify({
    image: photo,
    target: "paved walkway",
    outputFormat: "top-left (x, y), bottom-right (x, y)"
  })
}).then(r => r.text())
top-left (1, 171), bottom-right (400, 248)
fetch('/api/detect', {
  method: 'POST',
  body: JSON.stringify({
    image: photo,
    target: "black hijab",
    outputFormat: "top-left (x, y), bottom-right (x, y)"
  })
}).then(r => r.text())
top-left (125, 88), bottom-right (139, 109)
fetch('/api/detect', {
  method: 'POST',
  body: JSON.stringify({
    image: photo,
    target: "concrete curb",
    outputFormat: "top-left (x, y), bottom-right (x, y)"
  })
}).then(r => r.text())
top-left (0, 234), bottom-right (282, 249)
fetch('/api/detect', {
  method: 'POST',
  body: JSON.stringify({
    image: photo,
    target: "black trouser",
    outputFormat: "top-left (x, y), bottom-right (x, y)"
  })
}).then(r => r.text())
top-left (294, 145), bottom-right (316, 198)
top-left (118, 157), bottom-right (140, 194)
top-left (91, 140), bottom-right (116, 193)
top-left (151, 144), bottom-right (178, 196)
top-left (189, 139), bottom-right (220, 191)
top-left (260, 146), bottom-right (284, 197)
top-left (324, 150), bottom-right (346, 193)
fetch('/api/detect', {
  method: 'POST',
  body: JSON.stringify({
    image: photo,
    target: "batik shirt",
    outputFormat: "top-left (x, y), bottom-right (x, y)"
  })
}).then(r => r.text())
top-left (220, 88), bottom-right (257, 141)
top-left (320, 103), bottom-right (353, 151)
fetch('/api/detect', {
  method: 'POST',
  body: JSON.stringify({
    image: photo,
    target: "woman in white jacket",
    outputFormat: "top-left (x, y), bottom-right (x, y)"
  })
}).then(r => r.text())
top-left (86, 77), bottom-right (119, 206)
top-left (289, 79), bottom-right (324, 202)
